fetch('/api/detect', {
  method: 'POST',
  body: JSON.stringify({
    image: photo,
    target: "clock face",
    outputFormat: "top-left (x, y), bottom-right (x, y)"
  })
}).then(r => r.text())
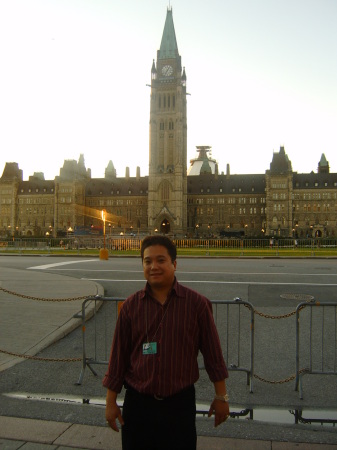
top-left (162, 65), bottom-right (173, 77)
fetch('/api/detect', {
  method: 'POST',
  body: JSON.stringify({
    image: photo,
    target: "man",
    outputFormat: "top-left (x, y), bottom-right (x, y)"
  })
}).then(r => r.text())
top-left (103, 235), bottom-right (229, 450)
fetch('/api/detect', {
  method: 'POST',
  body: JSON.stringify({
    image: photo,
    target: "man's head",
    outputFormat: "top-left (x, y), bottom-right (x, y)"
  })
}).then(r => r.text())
top-left (141, 236), bottom-right (177, 291)
top-left (141, 235), bottom-right (177, 263)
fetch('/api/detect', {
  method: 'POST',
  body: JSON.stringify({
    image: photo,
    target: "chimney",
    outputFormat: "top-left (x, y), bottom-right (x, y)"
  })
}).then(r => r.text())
top-left (125, 167), bottom-right (130, 178)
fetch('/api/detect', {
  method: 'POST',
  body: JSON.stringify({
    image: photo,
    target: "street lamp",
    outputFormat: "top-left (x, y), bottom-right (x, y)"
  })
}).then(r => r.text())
top-left (99, 210), bottom-right (108, 260)
top-left (101, 210), bottom-right (106, 250)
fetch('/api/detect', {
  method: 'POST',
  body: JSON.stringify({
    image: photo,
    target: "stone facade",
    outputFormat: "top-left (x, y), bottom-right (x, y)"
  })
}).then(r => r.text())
top-left (1, 10), bottom-right (336, 240)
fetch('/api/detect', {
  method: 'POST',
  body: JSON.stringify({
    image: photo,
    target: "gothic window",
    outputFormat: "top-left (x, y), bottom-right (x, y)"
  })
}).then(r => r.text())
top-left (168, 95), bottom-right (170, 108)
top-left (172, 95), bottom-right (175, 109)
top-left (161, 181), bottom-right (170, 201)
top-left (159, 95), bottom-right (161, 108)
top-left (160, 121), bottom-right (164, 131)
top-left (164, 95), bottom-right (166, 108)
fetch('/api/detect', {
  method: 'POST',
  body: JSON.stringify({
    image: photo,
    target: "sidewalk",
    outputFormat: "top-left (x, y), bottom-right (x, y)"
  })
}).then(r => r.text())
top-left (1, 415), bottom-right (337, 450)
top-left (1, 265), bottom-right (337, 449)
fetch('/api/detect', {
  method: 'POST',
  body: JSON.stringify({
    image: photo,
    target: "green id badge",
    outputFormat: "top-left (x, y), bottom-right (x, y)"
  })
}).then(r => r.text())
top-left (143, 342), bottom-right (157, 355)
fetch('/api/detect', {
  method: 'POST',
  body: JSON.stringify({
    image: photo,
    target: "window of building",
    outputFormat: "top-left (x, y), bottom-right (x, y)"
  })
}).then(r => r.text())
top-left (161, 181), bottom-right (170, 201)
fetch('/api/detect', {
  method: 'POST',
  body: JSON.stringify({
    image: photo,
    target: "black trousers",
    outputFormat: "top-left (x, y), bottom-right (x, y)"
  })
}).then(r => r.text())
top-left (121, 385), bottom-right (197, 450)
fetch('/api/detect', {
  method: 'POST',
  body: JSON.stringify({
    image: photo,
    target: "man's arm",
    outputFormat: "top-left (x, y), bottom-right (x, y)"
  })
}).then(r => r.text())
top-left (208, 380), bottom-right (230, 427)
top-left (105, 388), bottom-right (124, 432)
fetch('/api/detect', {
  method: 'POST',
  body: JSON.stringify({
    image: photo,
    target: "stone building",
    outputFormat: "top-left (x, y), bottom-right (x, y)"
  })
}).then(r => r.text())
top-left (1, 9), bottom-right (336, 240)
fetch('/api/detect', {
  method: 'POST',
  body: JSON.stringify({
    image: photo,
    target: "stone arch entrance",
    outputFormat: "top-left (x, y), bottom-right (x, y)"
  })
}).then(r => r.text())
top-left (160, 218), bottom-right (170, 234)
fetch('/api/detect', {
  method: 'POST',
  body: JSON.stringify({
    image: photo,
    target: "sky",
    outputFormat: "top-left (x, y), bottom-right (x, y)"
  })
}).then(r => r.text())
top-left (0, 0), bottom-right (336, 181)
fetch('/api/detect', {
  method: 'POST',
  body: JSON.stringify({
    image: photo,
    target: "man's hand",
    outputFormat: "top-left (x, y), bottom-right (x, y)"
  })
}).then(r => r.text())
top-left (106, 401), bottom-right (124, 432)
top-left (105, 389), bottom-right (124, 432)
top-left (208, 399), bottom-right (230, 427)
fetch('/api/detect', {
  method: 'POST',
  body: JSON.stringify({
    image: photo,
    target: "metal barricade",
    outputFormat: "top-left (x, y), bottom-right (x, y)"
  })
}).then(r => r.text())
top-left (295, 301), bottom-right (337, 399)
top-left (76, 296), bottom-right (255, 390)
top-left (201, 299), bottom-right (255, 392)
top-left (76, 296), bottom-right (124, 385)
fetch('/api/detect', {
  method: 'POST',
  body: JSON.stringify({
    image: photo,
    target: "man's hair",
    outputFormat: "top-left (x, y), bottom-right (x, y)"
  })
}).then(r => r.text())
top-left (141, 235), bottom-right (177, 262)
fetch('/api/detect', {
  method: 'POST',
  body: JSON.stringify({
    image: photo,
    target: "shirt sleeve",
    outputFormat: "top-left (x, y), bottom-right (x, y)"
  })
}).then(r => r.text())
top-left (102, 303), bottom-right (132, 393)
top-left (199, 298), bottom-right (229, 382)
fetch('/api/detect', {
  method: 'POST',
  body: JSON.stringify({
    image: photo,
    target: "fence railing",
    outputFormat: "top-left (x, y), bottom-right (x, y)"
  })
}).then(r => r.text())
top-left (295, 301), bottom-right (337, 399)
top-left (76, 297), bottom-right (255, 392)
top-left (1, 237), bottom-right (336, 255)
top-left (76, 295), bottom-right (337, 400)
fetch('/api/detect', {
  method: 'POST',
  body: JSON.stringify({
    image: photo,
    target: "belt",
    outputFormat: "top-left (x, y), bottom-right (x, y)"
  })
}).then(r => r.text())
top-left (125, 384), bottom-right (194, 402)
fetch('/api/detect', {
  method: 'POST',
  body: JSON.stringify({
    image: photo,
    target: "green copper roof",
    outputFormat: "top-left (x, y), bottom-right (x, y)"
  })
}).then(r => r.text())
top-left (320, 153), bottom-right (328, 166)
top-left (159, 8), bottom-right (179, 59)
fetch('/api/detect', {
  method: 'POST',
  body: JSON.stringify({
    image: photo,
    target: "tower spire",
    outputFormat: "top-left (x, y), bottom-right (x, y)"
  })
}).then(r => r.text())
top-left (159, 8), bottom-right (178, 60)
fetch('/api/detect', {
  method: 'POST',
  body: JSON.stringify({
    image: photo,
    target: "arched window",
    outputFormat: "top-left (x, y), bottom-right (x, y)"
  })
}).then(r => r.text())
top-left (161, 180), bottom-right (170, 201)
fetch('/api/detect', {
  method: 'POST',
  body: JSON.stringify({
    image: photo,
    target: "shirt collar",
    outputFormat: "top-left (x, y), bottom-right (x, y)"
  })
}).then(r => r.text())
top-left (142, 277), bottom-right (184, 300)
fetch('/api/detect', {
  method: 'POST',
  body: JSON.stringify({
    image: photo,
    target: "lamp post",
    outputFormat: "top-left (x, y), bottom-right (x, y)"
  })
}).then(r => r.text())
top-left (101, 209), bottom-right (106, 250)
top-left (99, 210), bottom-right (108, 260)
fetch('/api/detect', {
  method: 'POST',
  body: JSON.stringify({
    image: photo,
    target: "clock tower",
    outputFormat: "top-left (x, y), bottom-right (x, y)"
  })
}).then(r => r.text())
top-left (148, 7), bottom-right (187, 235)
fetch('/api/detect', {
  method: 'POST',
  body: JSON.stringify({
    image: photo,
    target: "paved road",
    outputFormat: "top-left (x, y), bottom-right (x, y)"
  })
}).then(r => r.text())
top-left (1, 255), bottom-right (337, 446)
top-left (3, 255), bottom-right (337, 303)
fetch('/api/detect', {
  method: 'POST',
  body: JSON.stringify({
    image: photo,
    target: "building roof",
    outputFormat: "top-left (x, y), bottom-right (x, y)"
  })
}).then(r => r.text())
top-left (0, 162), bottom-right (23, 182)
top-left (85, 178), bottom-right (149, 196)
top-left (158, 8), bottom-right (179, 60)
top-left (293, 172), bottom-right (337, 189)
top-left (18, 180), bottom-right (55, 195)
top-left (187, 146), bottom-right (217, 175)
top-left (319, 153), bottom-right (328, 166)
top-left (269, 146), bottom-right (292, 174)
top-left (187, 173), bottom-right (266, 195)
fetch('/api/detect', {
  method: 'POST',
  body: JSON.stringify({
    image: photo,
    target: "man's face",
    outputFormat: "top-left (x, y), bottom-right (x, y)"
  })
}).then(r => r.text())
top-left (143, 245), bottom-right (176, 289)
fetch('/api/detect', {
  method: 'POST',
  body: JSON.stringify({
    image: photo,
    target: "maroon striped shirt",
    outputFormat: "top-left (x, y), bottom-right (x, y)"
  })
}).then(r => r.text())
top-left (103, 279), bottom-right (228, 398)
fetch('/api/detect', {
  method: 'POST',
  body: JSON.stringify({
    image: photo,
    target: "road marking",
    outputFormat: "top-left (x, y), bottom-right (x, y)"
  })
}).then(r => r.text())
top-left (83, 278), bottom-right (337, 286)
top-left (38, 267), bottom-right (337, 277)
top-left (27, 260), bottom-right (97, 270)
